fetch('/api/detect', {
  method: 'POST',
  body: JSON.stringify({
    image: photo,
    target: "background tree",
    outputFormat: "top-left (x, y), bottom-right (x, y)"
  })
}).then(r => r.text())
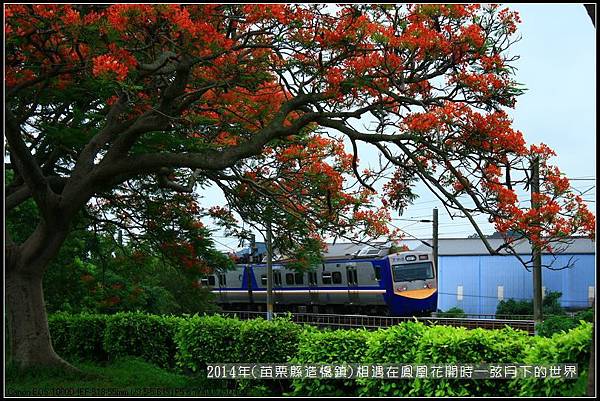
top-left (5, 4), bottom-right (594, 370)
top-left (6, 170), bottom-right (229, 316)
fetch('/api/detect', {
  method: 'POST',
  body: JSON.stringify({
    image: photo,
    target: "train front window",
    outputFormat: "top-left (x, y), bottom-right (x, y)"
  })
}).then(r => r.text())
top-left (392, 262), bottom-right (434, 282)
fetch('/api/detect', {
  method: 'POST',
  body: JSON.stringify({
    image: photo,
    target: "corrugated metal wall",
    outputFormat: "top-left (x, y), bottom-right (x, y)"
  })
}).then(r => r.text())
top-left (438, 254), bottom-right (595, 314)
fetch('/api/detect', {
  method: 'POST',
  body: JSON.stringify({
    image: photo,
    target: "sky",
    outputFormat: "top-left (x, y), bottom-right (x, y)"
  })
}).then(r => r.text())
top-left (199, 4), bottom-right (596, 252)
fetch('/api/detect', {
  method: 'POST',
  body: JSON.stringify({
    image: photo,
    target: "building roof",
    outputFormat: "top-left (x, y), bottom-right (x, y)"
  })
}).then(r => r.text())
top-left (235, 242), bottom-right (267, 257)
top-left (235, 237), bottom-right (595, 261)
top-left (321, 240), bottom-right (425, 259)
top-left (413, 237), bottom-right (596, 256)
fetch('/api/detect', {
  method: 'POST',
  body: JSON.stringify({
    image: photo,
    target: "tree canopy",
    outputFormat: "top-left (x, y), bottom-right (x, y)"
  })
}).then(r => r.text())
top-left (6, 4), bottom-right (594, 270)
top-left (4, 2), bottom-right (596, 370)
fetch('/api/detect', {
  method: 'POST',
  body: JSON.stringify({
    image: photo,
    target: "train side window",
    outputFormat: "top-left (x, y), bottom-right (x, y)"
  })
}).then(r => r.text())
top-left (261, 274), bottom-right (267, 286)
top-left (352, 269), bottom-right (358, 284)
top-left (332, 271), bottom-right (342, 284)
top-left (295, 272), bottom-right (304, 285)
top-left (274, 272), bottom-right (282, 286)
top-left (308, 272), bottom-right (317, 285)
top-left (208, 276), bottom-right (216, 286)
top-left (218, 274), bottom-right (226, 286)
top-left (322, 272), bottom-right (332, 285)
top-left (373, 265), bottom-right (381, 280)
top-left (286, 273), bottom-right (294, 285)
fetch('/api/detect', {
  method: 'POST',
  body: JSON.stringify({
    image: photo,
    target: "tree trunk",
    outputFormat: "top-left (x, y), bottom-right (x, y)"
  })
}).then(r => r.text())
top-left (6, 268), bottom-right (74, 370)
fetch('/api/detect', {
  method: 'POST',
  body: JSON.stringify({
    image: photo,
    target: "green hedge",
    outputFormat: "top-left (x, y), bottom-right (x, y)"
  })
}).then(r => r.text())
top-left (47, 313), bottom-right (593, 397)
top-left (103, 312), bottom-right (182, 369)
top-left (49, 312), bottom-right (109, 362)
top-left (289, 327), bottom-right (371, 396)
top-left (237, 316), bottom-right (302, 363)
top-left (410, 325), bottom-right (531, 397)
top-left (357, 321), bottom-right (428, 396)
top-left (174, 314), bottom-right (302, 372)
top-left (537, 311), bottom-right (594, 338)
top-left (236, 316), bottom-right (304, 395)
top-left (514, 322), bottom-right (592, 397)
top-left (175, 314), bottom-right (243, 373)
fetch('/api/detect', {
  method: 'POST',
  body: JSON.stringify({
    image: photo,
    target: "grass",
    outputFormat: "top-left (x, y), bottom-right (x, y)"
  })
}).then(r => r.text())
top-left (5, 357), bottom-right (241, 397)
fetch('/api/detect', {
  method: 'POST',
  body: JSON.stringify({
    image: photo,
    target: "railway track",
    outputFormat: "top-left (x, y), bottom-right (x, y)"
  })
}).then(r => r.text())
top-left (218, 310), bottom-right (536, 335)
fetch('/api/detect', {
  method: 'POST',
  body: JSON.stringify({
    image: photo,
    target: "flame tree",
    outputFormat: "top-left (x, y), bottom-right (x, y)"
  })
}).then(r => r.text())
top-left (4, 4), bottom-right (594, 369)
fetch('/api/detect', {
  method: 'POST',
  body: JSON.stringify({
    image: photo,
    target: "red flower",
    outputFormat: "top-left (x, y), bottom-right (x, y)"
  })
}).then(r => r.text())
top-left (61, 7), bottom-right (81, 26)
top-left (92, 54), bottom-right (129, 81)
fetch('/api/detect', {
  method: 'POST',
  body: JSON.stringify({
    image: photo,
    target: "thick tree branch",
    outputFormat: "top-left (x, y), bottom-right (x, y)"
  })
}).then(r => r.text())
top-left (5, 176), bottom-right (68, 212)
top-left (87, 92), bottom-right (329, 192)
top-left (5, 108), bottom-right (59, 219)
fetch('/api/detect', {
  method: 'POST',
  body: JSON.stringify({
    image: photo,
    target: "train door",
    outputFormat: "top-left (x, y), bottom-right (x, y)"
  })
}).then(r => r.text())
top-left (308, 268), bottom-right (319, 312)
top-left (346, 263), bottom-right (359, 306)
top-left (246, 264), bottom-right (254, 307)
top-left (218, 272), bottom-right (228, 304)
top-left (273, 267), bottom-right (283, 308)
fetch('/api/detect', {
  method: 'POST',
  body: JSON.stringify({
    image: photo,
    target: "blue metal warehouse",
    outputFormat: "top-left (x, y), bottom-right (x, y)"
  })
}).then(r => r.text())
top-left (413, 237), bottom-right (596, 314)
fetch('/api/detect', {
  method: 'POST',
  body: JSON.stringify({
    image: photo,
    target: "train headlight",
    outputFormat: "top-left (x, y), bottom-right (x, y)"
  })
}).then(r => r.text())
top-left (424, 283), bottom-right (431, 289)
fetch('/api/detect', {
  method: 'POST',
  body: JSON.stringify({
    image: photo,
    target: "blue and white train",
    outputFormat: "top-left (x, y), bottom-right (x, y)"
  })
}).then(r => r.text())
top-left (201, 250), bottom-right (437, 316)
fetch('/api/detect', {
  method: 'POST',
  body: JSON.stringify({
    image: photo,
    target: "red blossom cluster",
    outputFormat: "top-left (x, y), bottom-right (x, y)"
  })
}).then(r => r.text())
top-left (402, 102), bottom-right (526, 157)
top-left (353, 208), bottom-right (392, 237)
top-left (484, 145), bottom-right (595, 248)
top-left (160, 240), bottom-right (212, 273)
top-left (92, 54), bottom-right (129, 81)
top-left (5, 3), bottom-right (592, 258)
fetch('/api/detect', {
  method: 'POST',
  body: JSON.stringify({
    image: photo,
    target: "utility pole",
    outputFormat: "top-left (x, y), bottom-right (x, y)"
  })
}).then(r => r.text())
top-left (266, 219), bottom-right (274, 321)
top-left (531, 156), bottom-right (543, 331)
top-left (248, 234), bottom-right (255, 306)
top-left (249, 233), bottom-right (257, 259)
top-left (433, 208), bottom-right (439, 275)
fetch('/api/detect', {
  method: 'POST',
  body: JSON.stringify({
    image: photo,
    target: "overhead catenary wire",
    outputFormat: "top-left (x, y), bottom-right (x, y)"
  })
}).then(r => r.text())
top-left (212, 238), bottom-right (238, 252)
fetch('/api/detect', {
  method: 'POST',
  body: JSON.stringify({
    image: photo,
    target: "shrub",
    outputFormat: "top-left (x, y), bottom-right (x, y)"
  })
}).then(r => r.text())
top-left (175, 314), bottom-right (243, 373)
top-left (48, 312), bottom-right (109, 362)
top-left (513, 322), bottom-right (592, 397)
top-left (574, 308), bottom-right (594, 323)
top-left (536, 315), bottom-right (579, 338)
top-left (496, 298), bottom-right (533, 317)
top-left (289, 327), bottom-right (371, 396)
top-left (234, 316), bottom-right (304, 396)
top-left (237, 316), bottom-right (302, 363)
top-left (437, 307), bottom-right (466, 318)
top-left (542, 291), bottom-right (566, 316)
top-left (45, 312), bottom-right (593, 397)
top-left (496, 291), bottom-right (566, 318)
top-left (357, 321), bottom-right (428, 397)
top-left (103, 312), bottom-right (182, 369)
top-left (536, 307), bottom-right (594, 337)
top-left (406, 325), bottom-right (532, 397)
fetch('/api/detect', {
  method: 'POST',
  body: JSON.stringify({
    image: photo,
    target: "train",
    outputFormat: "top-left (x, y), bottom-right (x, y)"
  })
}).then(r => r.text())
top-left (200, 248), bottom-right (438, 316)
